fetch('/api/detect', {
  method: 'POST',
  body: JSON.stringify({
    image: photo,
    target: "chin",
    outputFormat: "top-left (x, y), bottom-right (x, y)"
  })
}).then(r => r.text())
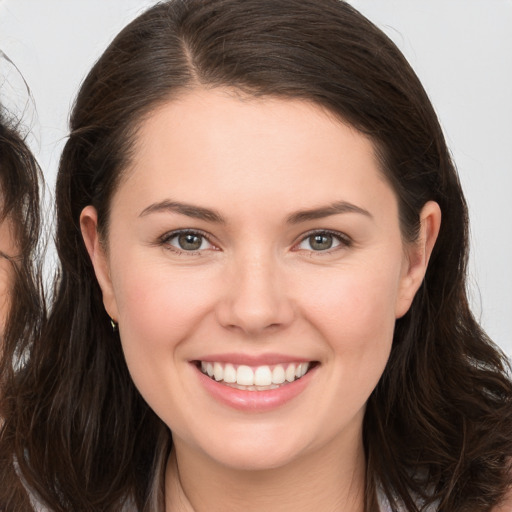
top-left (209, 447), bottom-right (303, 472)
top-left (185, 426), bottom-right (311, 472)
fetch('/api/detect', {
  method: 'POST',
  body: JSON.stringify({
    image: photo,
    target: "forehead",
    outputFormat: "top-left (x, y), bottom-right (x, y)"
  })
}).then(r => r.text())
top-left (112, 88), bottom-right (394, 220)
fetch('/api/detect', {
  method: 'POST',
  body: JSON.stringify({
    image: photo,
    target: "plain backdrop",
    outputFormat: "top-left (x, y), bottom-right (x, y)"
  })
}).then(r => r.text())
top-left (0, 0), bottom-right (511, 357)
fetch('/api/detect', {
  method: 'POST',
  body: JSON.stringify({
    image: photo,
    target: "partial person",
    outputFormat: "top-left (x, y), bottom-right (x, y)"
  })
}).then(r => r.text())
top-left (0, 106), bottom-right (43, 345)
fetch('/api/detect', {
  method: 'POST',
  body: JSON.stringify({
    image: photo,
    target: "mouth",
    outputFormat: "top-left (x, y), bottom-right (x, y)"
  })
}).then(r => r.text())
top-left (195, 360), bottom-right (318, 391)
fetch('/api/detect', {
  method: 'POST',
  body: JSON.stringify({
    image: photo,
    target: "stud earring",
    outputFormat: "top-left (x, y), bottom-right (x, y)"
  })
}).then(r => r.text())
top-left (110, 318), bottom-right (118, 332)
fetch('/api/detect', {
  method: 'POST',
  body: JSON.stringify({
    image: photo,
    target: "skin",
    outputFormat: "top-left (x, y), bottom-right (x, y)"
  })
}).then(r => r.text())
top-left (496, 490), bottom-right (512, 512)
top-left (0, 214), bottom-right (16, 336)
top-left (81, 89), bottom-right (441, 512)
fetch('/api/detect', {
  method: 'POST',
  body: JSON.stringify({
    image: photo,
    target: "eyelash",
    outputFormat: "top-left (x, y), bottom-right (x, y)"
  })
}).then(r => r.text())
top-left (158, 228), bottom-right (352, 255)
top-left (159, 229), bottom-right (216, 255)
top-left (294, 229), bottom-right (353, 254)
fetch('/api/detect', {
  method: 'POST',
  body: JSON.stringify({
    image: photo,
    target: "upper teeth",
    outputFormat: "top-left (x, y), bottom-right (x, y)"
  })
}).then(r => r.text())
top-left (200, 361), bottom-right (310, 386)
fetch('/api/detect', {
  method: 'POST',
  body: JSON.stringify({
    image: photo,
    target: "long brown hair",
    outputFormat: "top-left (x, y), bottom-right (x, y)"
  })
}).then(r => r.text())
top-left (0, 105), bottom-right (46, 499)
top-left (1, 1), bottom-right (511, 510)
top-left (0, 106), bottom-right (44, 357)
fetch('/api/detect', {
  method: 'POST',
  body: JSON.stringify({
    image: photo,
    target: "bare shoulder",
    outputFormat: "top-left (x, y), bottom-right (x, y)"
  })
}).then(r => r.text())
top-left (493, 485), bottom-right (512, 512)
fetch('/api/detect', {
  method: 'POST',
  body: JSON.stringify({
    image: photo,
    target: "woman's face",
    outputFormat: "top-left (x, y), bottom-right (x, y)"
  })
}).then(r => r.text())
top-left (0, 213), bottom-right (16, 335)
top-left (82, 89), bottom-right (438, 472)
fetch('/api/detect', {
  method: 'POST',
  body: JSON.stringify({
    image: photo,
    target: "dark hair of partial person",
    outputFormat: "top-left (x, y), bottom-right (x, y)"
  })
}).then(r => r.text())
top-left (1, 0), bottom-right (511, 510)
top-left (0, 107), bottom-right (44, 364)
top-left (0, 105), bottom-right (46, 496)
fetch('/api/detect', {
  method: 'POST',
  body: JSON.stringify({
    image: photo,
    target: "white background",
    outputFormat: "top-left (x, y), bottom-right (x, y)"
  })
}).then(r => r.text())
top-left (1, 0), bottom-right (511, 357)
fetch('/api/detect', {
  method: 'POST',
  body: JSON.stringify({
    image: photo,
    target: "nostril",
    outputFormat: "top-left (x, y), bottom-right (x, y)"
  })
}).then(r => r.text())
top-left (214, 278), bottom-right (295, 334)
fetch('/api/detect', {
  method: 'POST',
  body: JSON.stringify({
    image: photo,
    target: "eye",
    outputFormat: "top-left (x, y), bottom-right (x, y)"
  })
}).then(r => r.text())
top-left (161, 230), bottom-right (214, 253)
top-left (295, 231), bottom-right (351, 252)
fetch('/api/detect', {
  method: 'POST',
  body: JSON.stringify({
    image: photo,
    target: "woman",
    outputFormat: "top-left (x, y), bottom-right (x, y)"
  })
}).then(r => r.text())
top-left (0, 104), bottom-right (45, 498)
top-left (1, 0), bottom-right (511, 510)
top-left (0, 107), bottom-right (43, 346)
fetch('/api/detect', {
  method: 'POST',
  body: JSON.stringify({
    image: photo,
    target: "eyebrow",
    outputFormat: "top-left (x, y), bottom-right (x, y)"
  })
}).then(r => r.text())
top-left (139, 200), bottom-right (226, 223)
top-left (286, 201), bottom-right (373, 224)
top-left (138, 199), bottom-right (371, 225)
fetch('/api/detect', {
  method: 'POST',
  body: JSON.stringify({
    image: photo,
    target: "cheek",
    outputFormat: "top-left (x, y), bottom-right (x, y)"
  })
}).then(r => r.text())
top-left (110, 256), bottom-right (218, 365)
top-left (300, 260), bottom-right (401, 371)
top-left (283, 260), bottom-right (402, 440)
top-left (307, 264), bottom-right (399, 330)
top-left (0, 222), bottom-right (16, 333)
top-left (0, 261), bottom-right (14, 333)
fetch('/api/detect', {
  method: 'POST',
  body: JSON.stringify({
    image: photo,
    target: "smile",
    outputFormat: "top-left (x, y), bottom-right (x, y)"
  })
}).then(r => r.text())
top-left (199, 361), bottom-right (313, 390)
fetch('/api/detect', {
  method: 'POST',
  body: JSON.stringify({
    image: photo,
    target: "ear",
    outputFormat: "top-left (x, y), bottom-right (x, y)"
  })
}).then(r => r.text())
top-left (395, 201), bottom-right (441, 318)
top-left (80, 205), bottom-right (119, 322)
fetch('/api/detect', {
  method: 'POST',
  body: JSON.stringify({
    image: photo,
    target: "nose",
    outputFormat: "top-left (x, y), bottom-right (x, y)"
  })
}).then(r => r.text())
top-left (215, 252), bottom-right (295, 336)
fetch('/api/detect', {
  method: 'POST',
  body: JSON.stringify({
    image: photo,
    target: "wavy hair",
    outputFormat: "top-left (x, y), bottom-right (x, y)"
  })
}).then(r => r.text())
top-left (0, 106), bottom-right (46, 498)
top-left (0, 106), bottom-right (44, 354)
top-left (1, 1), bottom-right (511, 511)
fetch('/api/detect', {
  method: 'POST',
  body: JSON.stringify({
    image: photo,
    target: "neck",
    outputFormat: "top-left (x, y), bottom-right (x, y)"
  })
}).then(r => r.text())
top-left (165, 433), bottom-right (366, 512)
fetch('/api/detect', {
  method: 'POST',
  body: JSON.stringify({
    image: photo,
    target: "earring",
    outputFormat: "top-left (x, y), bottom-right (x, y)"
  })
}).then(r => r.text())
top-left (110, 318), bottom-right (118, 332)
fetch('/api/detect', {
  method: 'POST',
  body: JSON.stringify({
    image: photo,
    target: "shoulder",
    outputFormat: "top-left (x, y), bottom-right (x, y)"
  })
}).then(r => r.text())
top-left (492, 489), bottom-right (512, 512)
top-left (492, 462), bottom-right (512, 512)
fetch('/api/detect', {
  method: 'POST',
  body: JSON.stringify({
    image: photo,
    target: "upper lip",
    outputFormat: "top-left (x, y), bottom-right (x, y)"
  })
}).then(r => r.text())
top-left (192, 353), bottom-right (315, 366)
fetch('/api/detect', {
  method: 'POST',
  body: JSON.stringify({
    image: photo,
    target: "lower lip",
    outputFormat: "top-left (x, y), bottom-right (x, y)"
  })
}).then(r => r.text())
top-left (194, 364), bottom-right (316, 412)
